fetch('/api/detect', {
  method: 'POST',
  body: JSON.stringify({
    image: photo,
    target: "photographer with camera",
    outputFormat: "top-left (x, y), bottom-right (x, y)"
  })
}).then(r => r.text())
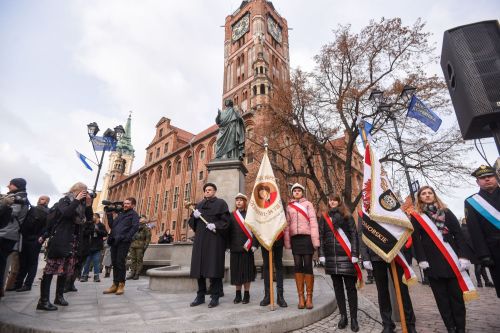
top-left (36, 182), bottom-right (93, 311)
top-left (0, 178), bottom-right (29, 299)
top-left (103, 197), bottom-right (139, 296)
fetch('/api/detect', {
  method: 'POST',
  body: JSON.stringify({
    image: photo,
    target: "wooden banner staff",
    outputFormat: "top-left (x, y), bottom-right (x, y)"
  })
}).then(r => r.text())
top-left (184, 201), bottom-right (216, 234)
top-left (360, 121), bottom-right (407, 333)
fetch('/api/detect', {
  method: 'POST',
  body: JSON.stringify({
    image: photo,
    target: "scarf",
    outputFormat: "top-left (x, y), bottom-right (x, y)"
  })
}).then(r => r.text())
top-left (67, 193), bottom-right (87, 225)
top-left (423, 204), bottom-right (448, 236)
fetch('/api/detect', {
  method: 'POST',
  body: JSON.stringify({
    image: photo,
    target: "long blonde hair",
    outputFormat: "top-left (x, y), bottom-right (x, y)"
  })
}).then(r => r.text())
top-left (415, 186), bottom-right (447, 213)
top-left (67, 182), bottom-right (87, 196)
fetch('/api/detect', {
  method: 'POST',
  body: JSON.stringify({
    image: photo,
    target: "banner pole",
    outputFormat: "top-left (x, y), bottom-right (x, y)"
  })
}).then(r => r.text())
top-left (390, 260), bottom-right (408, 333)
top-left (269, 248), bottom-right (276, 311)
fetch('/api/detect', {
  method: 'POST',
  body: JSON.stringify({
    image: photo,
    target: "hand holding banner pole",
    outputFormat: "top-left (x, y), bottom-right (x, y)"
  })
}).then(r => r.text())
top-left (184, 201), bottom-right (216, 234)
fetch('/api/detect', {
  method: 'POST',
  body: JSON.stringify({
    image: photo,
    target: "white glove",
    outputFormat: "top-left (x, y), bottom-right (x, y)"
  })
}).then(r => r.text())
top-left (251, 246), bottom-right (257, 253)
top-left (459, 258), bottom-right (470, 272)
top-left (363, 261), bottom-right (373, 270)
top-left (206, 223), bottom-right (216, 232)
top-left (351, 257), bottom-right (359, 264)
top-left (193, 209), bottom-right (202, 218)
top-left (419, 261), bottom-right (430, 270)
top-left (319, 256), bottom-right (326, 264)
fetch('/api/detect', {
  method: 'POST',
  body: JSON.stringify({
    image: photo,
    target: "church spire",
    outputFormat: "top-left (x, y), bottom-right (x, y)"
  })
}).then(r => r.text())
top-left (116, 111), bottom-right (135, 156)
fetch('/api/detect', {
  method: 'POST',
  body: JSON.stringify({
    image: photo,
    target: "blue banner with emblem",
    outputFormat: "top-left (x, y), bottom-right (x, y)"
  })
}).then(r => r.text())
top-left (407, 95), bottom-right (442, 132)
top-left (90, 136), bottom-right (117, 151)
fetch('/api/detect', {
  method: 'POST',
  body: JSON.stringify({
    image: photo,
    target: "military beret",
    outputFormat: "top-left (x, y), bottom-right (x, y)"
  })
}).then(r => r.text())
top-left (471, 165), bottom-right (496, 178)
top-left (203, 183), bottom-right (217, 191)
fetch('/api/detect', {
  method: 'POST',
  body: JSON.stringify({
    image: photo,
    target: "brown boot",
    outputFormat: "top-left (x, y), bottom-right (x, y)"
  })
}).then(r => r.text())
top-left (294, 273), bottom-right (305, 309)
top-left (115, 282), bottom-right (125, 295)
top-left (103, 283), bottom-right (118, 294)
top-left (305, 274), bottom-right (314, 309)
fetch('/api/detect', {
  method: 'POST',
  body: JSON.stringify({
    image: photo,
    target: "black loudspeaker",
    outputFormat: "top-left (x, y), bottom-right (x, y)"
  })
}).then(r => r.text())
top-left (440, 20), bottom-right (500, 140)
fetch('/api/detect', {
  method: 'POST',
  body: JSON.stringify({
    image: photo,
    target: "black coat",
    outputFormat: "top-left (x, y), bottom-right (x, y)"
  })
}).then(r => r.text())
top-left (20, 205), bottom-right (49, 242)
top-left (107, 209), bottom-right (140, 244)
top-left (228, 210), bottom-right (258, 253)
top-left (76, 221), bottom-right (94, 257)
top-left (47, 197), bottom-right (93, 259)
top-left (411, 209), bottom-right (468, 278)
top-left (460, 224), bottom-right (479, 264)
top-left (87, 222), bottom-right (107, 252)
top-left (188, 196), bottom-right (230, 278)
top-left (319, 208), bottom-right (358, 276)
top-left (464, 188), bottom-right (500, 260)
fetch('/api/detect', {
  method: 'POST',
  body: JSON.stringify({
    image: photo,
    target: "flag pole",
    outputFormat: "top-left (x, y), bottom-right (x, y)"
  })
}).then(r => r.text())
top-left (390, 260), bottom-right (408, 333)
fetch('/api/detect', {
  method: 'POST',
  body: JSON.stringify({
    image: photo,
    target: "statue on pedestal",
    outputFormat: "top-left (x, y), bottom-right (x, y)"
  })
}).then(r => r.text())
top-left (215, 99), bottom-right (245, 160)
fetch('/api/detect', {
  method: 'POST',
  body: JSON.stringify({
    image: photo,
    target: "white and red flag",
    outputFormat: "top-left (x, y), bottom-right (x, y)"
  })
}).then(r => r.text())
top-left (245, 150), bottom-right (287, 251)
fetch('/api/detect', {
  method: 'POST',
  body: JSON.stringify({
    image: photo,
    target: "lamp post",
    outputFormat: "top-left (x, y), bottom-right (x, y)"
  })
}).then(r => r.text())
top-left (87, 122), bottom-right (125, 194)
top-left (369, 86), bottom-right (417, 204)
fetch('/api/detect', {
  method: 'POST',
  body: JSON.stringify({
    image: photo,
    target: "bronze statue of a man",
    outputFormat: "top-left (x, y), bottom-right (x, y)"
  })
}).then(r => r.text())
top-left (215, 99), bottom-right (245, 160)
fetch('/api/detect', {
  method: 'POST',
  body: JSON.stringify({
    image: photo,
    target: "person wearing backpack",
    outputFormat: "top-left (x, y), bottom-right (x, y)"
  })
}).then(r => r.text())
top-left (0, 178), bottom-right (29, 299)
top-left (15, 195), bottom-right (50, 292)
top-left (36, 182), bottom-right (93, 311)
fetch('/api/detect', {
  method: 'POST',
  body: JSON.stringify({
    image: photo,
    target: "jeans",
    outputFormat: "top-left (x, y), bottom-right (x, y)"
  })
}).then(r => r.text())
top-left (82, 250), bottom-right (102, 276)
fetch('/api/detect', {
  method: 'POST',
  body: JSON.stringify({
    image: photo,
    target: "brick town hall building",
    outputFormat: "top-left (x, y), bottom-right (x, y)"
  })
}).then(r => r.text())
top-left (106, 0), bottom-right (363, 242)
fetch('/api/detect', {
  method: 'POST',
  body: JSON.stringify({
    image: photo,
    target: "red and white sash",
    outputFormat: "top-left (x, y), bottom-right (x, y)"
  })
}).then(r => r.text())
top-left (411, 211), bottom-right (478, 301)
top-left (289, 201), bottom-right (310, 221)
top-left (233, 210), bottom-right (253, 251)
top-left (394, 252), bottom-right (417, 286)
top-left (323, 213), bottom-right (363, 289)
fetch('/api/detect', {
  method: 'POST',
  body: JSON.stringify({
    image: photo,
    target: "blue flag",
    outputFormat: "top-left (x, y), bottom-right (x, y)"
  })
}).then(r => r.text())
top-left (90, 136), bottom-right (117, 151)
top-left (407, 95), bottom-right (442, 132)
top-left (358, 120), bottom-right (373, 147)
top-left (75, 150), bottom-right (93, 171)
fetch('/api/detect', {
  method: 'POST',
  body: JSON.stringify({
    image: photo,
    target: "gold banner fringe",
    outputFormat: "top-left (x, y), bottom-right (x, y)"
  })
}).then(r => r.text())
top-left (402, 275), bottom-right (418, 287)
top-left (463, 290), bottom-right (479, 302)
top-left (356, 279), bottom-right (364, 290)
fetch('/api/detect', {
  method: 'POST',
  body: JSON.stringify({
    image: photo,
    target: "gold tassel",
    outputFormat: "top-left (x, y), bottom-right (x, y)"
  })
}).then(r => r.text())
top-left (402, 275), bottom-right (418, 287)
top-left (463, 290), bottom-right (479, 302)
top-left (356, 279), bottom-right (364, 290)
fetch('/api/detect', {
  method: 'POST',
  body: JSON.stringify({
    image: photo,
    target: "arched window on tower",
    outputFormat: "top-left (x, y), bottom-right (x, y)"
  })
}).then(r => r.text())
top-left (260, 84), bottom-right (265, 94)
top-left (253, 86), bottom-right (257, 96)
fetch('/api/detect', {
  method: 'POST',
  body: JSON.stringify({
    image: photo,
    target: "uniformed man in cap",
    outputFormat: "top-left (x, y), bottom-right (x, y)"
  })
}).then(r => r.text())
top-left (188, 183), bottom-right (230, 308)
top-left (464, 165), bottom-right (500, 298)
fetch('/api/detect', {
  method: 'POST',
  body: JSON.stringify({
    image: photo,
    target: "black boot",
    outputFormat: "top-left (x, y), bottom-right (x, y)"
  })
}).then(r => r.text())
top-left (233, 290), bottom-right (242, 304)
top-left (64, 275), bottom-right (78, 293)
top-left (351, 318), bottom-right (359, 332)
top-left (190, 295), bottom-right (205, 307)
top-left (381, 326), bottom-right (395, 333)
top-left (260, 291), bottom-right (270, 306)
top-left (36, 274), bottom-right (57, 311)
top-left (242, 291), bottom-right (250, 304)
top-left (54, 275), bottom-right (69, 306)
top-left (208, 296), bottom-right (219, 308)
top-left (338, 314), bottom-right (348, 329)
top-left (277, 288), bottom-right (288, 307)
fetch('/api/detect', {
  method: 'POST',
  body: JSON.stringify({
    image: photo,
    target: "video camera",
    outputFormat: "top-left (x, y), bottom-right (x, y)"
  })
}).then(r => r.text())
top-left (102, 200), bottom-right (124, 213)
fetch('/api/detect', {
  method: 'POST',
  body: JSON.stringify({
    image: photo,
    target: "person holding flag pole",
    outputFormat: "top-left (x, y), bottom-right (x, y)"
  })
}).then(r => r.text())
top-left (318, 194), bottom-right (361, 332)
top-left (358, 120), bottom-right (418, 333)
top-left (228, 193), bottom-right (257, 304)
top-left (410, 186), bottom-right (476, 333)
top-left (244, 140), bottom-right (288, 310)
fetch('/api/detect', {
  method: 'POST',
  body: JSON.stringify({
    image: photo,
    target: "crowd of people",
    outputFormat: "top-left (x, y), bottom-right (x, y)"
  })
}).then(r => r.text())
top-left (0, 162), bottom-right (498, 333)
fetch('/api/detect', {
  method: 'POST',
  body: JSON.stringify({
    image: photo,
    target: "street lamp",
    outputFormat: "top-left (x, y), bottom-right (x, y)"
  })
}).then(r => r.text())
top-left (87, 122), bottom-right (125, 194)
top-left (368, 87), bottom-right (417, 204)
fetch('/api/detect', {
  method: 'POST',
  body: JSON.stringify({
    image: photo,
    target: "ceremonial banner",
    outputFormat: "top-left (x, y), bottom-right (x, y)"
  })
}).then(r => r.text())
top-left (407, 95), bottom-right (442, 132)
top-left (361, 144), bottom-right (414, 263)
top-left (245, 151), bottom-right (287, 251)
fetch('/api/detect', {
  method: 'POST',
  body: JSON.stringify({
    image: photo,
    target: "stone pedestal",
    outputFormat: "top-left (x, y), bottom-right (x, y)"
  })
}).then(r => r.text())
top-left (206, 159), bottom-right (248, 211)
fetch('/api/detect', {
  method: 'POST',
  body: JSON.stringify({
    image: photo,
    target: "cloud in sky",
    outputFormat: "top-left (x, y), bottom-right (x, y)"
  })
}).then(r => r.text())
top-left (0, 0), bottom-right (498, 214)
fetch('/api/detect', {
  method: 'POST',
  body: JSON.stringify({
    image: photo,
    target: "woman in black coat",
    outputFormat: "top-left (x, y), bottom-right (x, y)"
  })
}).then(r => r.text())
top-left (318, 195), bottom-right (359, 332)
top-left (37, 182), bottom-right (93, 311)
top-left (228, 193), bottom-right (256, 304)
top-left (411, 186), bottom-right (470, 333)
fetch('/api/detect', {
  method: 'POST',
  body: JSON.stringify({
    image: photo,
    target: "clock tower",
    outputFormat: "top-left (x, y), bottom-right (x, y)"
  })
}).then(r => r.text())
top-left (223, 0), bottom-right (289, 113)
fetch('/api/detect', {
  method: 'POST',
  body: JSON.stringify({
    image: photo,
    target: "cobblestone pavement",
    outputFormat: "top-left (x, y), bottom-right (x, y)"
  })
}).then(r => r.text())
top-left (296, 266), bottom-right (500, 333)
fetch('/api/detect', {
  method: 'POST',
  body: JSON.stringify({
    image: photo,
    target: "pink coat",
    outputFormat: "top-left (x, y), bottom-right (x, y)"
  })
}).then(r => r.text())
top-left (284, 198), bottom-right (320, 249)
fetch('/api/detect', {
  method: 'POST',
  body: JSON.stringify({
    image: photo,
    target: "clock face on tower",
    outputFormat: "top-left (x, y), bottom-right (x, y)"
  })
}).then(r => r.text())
top-left (232, 13), bottom-right (250, 42)
top-left (267, 16), bottom-right (282, 43)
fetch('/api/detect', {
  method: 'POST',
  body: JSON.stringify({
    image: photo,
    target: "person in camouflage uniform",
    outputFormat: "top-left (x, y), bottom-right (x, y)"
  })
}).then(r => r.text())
top-left (126, 216), bottom-right (151, 280)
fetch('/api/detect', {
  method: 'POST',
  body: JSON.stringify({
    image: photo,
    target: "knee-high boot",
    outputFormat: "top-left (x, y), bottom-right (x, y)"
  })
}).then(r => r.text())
top-left (54, 275), bottom-right (69, 306)
top-left (304, 274), bottom-right (314, 309)
top-left (347, 285), bottom-right (359, 332)
top-left (294, 273), bottom-right (305, 309)
top-left (37, 274), bottom-right (57, 311)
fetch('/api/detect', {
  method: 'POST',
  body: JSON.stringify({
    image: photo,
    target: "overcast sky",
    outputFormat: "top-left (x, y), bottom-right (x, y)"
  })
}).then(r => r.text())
top-left (0, 0), bottom-right (498, 216)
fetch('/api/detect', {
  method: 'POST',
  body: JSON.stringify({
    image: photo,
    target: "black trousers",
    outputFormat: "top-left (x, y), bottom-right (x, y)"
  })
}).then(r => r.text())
top-left (372, 261), bottom-right (416, 329)
top-left (428, 276), bottom-right (466, 330)
top-left (331, 274), bottom-right (357, 318)
top-left (197, 277), bottom-right (222, 299)
top-left (111, 241), bottom-right (131, 284)
top-left (16, 239), bottom-right (42, 288)
top-left (0, 238), bottom-right (17, 290)
top-left (490, 246), bottom-right (500, 298)
top-left (261, 245), bottom-right (284, 293)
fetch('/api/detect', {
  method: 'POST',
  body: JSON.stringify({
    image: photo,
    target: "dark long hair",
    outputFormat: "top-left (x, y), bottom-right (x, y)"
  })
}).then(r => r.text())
top-left (328, 194), bottom-right (351, 219)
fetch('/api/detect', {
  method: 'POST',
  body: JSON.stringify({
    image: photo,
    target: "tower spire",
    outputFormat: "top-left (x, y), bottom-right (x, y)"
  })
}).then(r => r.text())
top-left (117, 112), bottom-right (135, 156)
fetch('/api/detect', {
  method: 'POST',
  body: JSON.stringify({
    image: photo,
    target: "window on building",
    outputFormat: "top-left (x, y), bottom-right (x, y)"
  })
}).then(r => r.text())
top-left (260, 84), bottom-right (265, 94)
top-left (157, 168), bottom-right (162, 183)
top-left (149, 152), bottom-right (153, 162)
top-left (187, 156), bottom-right (193, 171)
top-left (156, 147), bottom-right (160, 158)
top-left (184, 183), bottom-right (191, 203)
top-left (247, 151), bottom-right (254, 164)
top-left (173, 186), bottom-right (179, 209)
top-left (159, 128), bottom-right (163, 137)
top-left (253, 86), bottom-right (257, 96)
top-left (200, 149), bottom-right (205, 160)
top-left (146, 197), bottom-right (151, 214)
top-left (164, 142), bottom-right (169, 154)
top-left (183, 219), bottom-right (187, 229)
top-left (176, 160), bottom-right (182, 175)
top-left (154, 193), bottom-right (159, 214)
top-left (166, 162), bottom-right (171, 178)
top-left (172, 221), bottom-right (176, 230)
top-left (162, 190), bottom-right (169, 211)
top-left (199, 170), bottom-right (204, 180)
top-left (161, 223), bottom-right (164, 232)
